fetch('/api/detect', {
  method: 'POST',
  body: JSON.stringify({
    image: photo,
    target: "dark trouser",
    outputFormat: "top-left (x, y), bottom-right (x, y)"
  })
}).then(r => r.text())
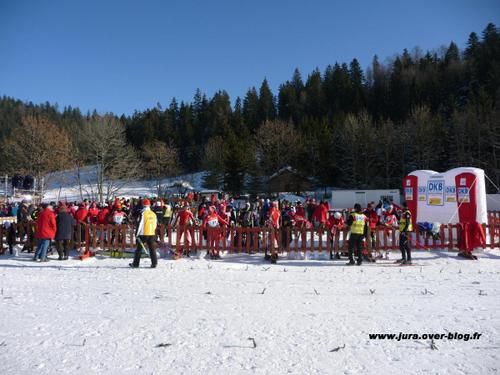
top-left (370, 231), bottom-right (376, 249)
top-left (399, 232), bottom-right (411, 261)
top-left (110, 232), bottom-right (123, 247)
top-left (56, 240), bottom-right (71, 258)
top-left (348, 234), bottom-right (364, 263)
top-left (132, 235), bottom-right (157, 267)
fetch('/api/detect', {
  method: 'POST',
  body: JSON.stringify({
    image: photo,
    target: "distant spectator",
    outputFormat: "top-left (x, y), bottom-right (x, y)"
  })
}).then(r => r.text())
top-left (33, 204), bottom-right (56, 262)
top-left (55, 205), bottom-right (75, 260)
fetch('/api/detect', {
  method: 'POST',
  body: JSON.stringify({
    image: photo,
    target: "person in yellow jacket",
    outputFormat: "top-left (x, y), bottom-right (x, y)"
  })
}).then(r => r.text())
top-left (396, 201), bottom-right (413, 265)
top-left (346, 203), bottom-right (368, 265)
top-left (130, 199), bottom-right (158, 268)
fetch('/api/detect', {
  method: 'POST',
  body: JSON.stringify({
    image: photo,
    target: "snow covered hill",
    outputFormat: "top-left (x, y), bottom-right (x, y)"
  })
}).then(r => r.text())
top-left (1, 249), bottom-right (499, 374)
top-left (43, 167), bottom-right (207, 202)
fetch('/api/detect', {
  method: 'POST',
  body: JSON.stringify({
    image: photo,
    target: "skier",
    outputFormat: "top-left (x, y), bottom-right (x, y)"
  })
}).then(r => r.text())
top-left (153, 200), bottom-right (164, 225)
top-left (327, 211), bottom-right (345, 259)
top-left (346, 203), bottom-right (367, 266)
top-left (96, 203), bottom-right (111, 244)
top-left (203, 205), bottom-right (228, 259)
top-left (110, 202), bottom-right (127, 247)
top-left (163, 201), bottom-right (173, 228)
top-left (238, 202), bottom-right (257, 250)
top-left (130, 199), bottom-right (158, 268)
top-left (88, 202), bottom-right (99, 225)
top-left (265, 202), bottom-right (281, 263)
top-left (396, 202), bottom-right (413, 265)
top-left (172, 203), bottom-right (195, 258)
top-left (362, 202), bottom-right (379, 262)
top-left (312, 201), bottom-right (328, 229)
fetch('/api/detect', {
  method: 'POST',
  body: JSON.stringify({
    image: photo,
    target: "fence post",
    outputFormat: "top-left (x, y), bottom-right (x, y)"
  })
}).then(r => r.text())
top-left (366, 226), bottom-right (372, 253)
top-left (79, 224), bottom-right (91, 260)
top-left (334, 228), bottom-right (340, 253)
top-left (91, 224), bottom-right (97, 249)
top-left (448, 224), bottom-right (454, 251)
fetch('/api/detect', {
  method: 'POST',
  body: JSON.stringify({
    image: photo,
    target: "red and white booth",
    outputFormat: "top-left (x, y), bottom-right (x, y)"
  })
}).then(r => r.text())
top-left (403, 168), bottom-right (487, 254)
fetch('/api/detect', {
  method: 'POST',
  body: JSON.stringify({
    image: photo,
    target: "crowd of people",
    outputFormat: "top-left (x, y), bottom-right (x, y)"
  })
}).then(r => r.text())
top-left (0, 194), bottom-right (412, 266)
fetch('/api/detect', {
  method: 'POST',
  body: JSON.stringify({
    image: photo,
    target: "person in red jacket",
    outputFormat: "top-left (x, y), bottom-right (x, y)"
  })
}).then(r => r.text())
top-left (203, 205), bottom-right (229, 259)
top-left (33, 203), bottom-right (57, 262)
top-left (363, 203), bottom-right (380, 260)
top-left (312, 201), bottom-right (329, 229)
top-left (173, 203), bottom-right (195, 258)
top-left (327, 211), bottom-right (345, 259)
top-left (265, 202), bottom-right (281, 263)
top-left (96, 204), bottom-right (111, 245)
top-left (88, 202), bottom-right (99, 224)
top-left (74, 203), bottom-right (89, 246)
top-left (97, 204), bottom-right (110, 225)
top-left (296, 201), bottom-right (305, 217)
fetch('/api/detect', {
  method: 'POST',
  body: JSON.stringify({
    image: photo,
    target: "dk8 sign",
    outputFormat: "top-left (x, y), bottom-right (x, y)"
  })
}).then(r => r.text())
top-left (427, 180), bottom-right (444, 206)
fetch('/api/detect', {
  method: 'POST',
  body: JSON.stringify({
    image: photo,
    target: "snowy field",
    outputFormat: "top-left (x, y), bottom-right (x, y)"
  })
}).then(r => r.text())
top-left (1, 249), bottom-right (499, 375)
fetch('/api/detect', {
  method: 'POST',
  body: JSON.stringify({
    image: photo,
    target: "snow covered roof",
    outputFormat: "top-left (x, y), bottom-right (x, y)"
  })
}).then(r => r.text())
top-left (268, 166), bottom-right (308, 181)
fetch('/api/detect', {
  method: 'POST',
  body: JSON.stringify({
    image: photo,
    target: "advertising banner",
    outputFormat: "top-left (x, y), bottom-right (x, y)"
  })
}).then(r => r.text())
top-left (406, 168), bottom-right (487, 224)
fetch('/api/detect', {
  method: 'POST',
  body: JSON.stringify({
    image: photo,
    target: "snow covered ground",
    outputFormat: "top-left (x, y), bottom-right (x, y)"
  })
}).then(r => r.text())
top-left (1, 248), bottom-right (499, 374)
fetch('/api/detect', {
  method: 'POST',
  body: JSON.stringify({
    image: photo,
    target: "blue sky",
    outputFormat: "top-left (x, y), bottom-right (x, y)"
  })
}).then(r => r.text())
top-left (1, 0), bottom-right (499, 116)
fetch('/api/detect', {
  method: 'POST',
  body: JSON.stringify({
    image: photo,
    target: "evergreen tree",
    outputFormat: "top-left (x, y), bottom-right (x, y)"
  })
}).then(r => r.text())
top-left (242, 87), bottom-right (259, 132)
top-left (257, 78), bottom-right (277, 124)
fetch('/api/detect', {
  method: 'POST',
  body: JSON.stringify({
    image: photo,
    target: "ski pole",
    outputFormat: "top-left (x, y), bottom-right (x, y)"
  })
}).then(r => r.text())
top-left (136, 236), bottom-right (149, 256)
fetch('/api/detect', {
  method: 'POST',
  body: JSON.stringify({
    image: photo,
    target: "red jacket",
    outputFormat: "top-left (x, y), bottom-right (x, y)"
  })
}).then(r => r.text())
top-left (88, 207), bottom-right (99, 224)
top-left (176, 209), bottom-right (194, 226)
top-left (363, 209), bottom-right (379, 229)
top-left (97, 207), bottom-right (110, 225)
top-left (312, 203), bottom-right (328, 224)
top-left (327, 216), bottom-right (345, 231)
top-left (203, 212), bottom-right (228, 229)
top-left (36, 208), bottom-right (57, 240)
top-left (74, 207), bottom-right (89, 223)
top-left (269, 207), bottom-right (281, 228)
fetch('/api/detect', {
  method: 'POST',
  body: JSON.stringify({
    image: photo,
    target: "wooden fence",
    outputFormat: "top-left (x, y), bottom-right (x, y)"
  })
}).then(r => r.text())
top-left (1, 215), bottom-right (499, 258)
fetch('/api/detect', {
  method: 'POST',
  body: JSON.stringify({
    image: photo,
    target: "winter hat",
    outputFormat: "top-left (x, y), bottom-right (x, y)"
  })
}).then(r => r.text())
top-left (143, 199), bottom-right (151, 207)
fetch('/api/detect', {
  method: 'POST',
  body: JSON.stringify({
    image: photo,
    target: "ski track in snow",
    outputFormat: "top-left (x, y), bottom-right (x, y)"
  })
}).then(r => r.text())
top-left (0, 249), bottom-right (499, 374)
